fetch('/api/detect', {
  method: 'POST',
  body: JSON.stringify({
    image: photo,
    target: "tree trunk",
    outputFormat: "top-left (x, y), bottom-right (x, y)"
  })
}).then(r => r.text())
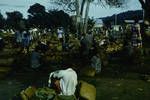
top-left (80, 0), bottom-right (86, 16)
top-left (144, 7), bottom-right (150, 22)
top-left (139, 0), bottom-right (150, 22)
top-left (77, 0), bottom-right (86, 35)
top-left (75, 0), bottom-right (80, 35)
top-left (83, 0), bottom-right (90, 34)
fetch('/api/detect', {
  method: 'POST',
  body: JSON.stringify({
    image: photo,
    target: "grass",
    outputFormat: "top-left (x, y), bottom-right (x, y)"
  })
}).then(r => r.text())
top-left (97, 79), bottom-right (150, 100)
top-left (1, 62), bottom-right (150, 100)
top-left (80, 76), bottom-right (150, 100)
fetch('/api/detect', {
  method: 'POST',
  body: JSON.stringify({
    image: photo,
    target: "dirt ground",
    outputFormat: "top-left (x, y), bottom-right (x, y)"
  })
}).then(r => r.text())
top-left (0, 72), bottom-right (150, 100)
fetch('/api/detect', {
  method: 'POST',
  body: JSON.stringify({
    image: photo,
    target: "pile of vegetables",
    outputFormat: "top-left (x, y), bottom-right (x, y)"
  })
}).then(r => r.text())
top-left (106, 41), bottom-right (123, 53)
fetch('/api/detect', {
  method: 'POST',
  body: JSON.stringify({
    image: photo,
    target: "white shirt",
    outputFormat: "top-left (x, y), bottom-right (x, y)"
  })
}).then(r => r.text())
top-left (49, 68), bottom-right (77, 95)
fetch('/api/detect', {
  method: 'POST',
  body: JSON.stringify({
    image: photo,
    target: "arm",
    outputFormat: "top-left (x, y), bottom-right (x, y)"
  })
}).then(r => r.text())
top-left (136, 24), bottom-right (141, 35)
top-left (52, 70), bottom-right (64, 78)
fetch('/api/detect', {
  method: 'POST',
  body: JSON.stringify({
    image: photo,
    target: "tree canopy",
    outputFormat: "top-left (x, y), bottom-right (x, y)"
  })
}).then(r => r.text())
top-left (51, 0), bottom-right (128, 33)
top-left (6, 11), bottom-right (24, 30)
top-left (0, 13), bottom-right (5, 29)
top-left (27, 3), bottom-right (73, 30)
top-left (97, 0), bottom-right (128, 7)
top-left (51, 0), bottom-right (128, 12)
top-left (28, 3), bottom-right (46, 16)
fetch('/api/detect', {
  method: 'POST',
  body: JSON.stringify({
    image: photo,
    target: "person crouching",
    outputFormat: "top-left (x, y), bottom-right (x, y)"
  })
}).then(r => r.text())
top-left (48, 68), bottom-right (78, 100)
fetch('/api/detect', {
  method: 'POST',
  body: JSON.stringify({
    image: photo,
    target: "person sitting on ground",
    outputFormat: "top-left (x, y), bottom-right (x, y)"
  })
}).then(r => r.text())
top-left (91, 53), bottom-right (102, 73)
top-left (48, 67), bottom-right (78, 100)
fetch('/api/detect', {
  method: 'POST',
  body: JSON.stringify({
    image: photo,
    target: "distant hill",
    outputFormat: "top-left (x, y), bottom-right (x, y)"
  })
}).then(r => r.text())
top-left (99, 10), bottom-right (143, 26)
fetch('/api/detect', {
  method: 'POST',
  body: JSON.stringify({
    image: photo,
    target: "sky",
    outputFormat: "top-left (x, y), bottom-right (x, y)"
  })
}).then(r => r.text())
top-left (0, 0), bottom-right (142, 18)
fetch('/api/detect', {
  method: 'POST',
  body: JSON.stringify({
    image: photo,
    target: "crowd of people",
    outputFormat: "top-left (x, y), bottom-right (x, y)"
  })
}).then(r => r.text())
top-left (1, 18), bottom-right (150, 100)
top-left (0, 19), bottom-right (149, 72)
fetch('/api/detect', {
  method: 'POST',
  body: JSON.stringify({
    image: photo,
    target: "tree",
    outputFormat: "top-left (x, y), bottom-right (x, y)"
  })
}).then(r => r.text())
top-left (6, 11), bottom-right (25, 30)
top-left (138, 0), bottom-right (150, 22)
top-left (28, 3), bottom-right (47, 28)
top-left (51, 0), bottom-right (93, 34)
top-left (51, 0), bottom-right (127, 34)
top-left (98, 0), bottom-right (128, 7)
top-left (0, 13), bottom-right (5, 29)
top-left (27, 3), bottom-right (73, 30)
top-left (48, 10), bottom-right (73, 29)
top-left (28, 3), bottom-right (46, 16)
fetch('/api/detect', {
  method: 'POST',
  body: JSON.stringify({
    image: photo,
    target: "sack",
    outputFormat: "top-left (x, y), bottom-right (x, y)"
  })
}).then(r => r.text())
top-left (79, 81), bottom-right (96, 100)
top-left (20, 86), bottom-right (36, 100)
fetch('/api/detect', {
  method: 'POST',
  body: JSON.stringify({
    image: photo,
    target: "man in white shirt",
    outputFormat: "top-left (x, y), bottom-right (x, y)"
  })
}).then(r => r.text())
top-left (48, 68), bottom-right (78, 96)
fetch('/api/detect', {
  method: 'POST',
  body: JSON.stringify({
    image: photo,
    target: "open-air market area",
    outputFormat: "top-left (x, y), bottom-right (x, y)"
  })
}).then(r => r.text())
top-left (0, 0), bottom-right (150, 100)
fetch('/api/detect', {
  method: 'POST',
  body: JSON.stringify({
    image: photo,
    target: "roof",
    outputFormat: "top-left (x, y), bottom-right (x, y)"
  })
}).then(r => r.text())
top-left (124, 20), bottom-right (144, 23)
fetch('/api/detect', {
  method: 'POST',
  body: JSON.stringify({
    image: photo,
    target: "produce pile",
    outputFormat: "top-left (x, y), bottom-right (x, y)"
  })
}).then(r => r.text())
top-left (33, 87), bottom-right (56, 100)
top-left (94, 34), bottom-right (105, 45)
top-left (67, 35), bottom-right (81, 53)
top-left (105, 41), bottom-right (123, 53)
top-left (20, 86), bottom-right (56, 100)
